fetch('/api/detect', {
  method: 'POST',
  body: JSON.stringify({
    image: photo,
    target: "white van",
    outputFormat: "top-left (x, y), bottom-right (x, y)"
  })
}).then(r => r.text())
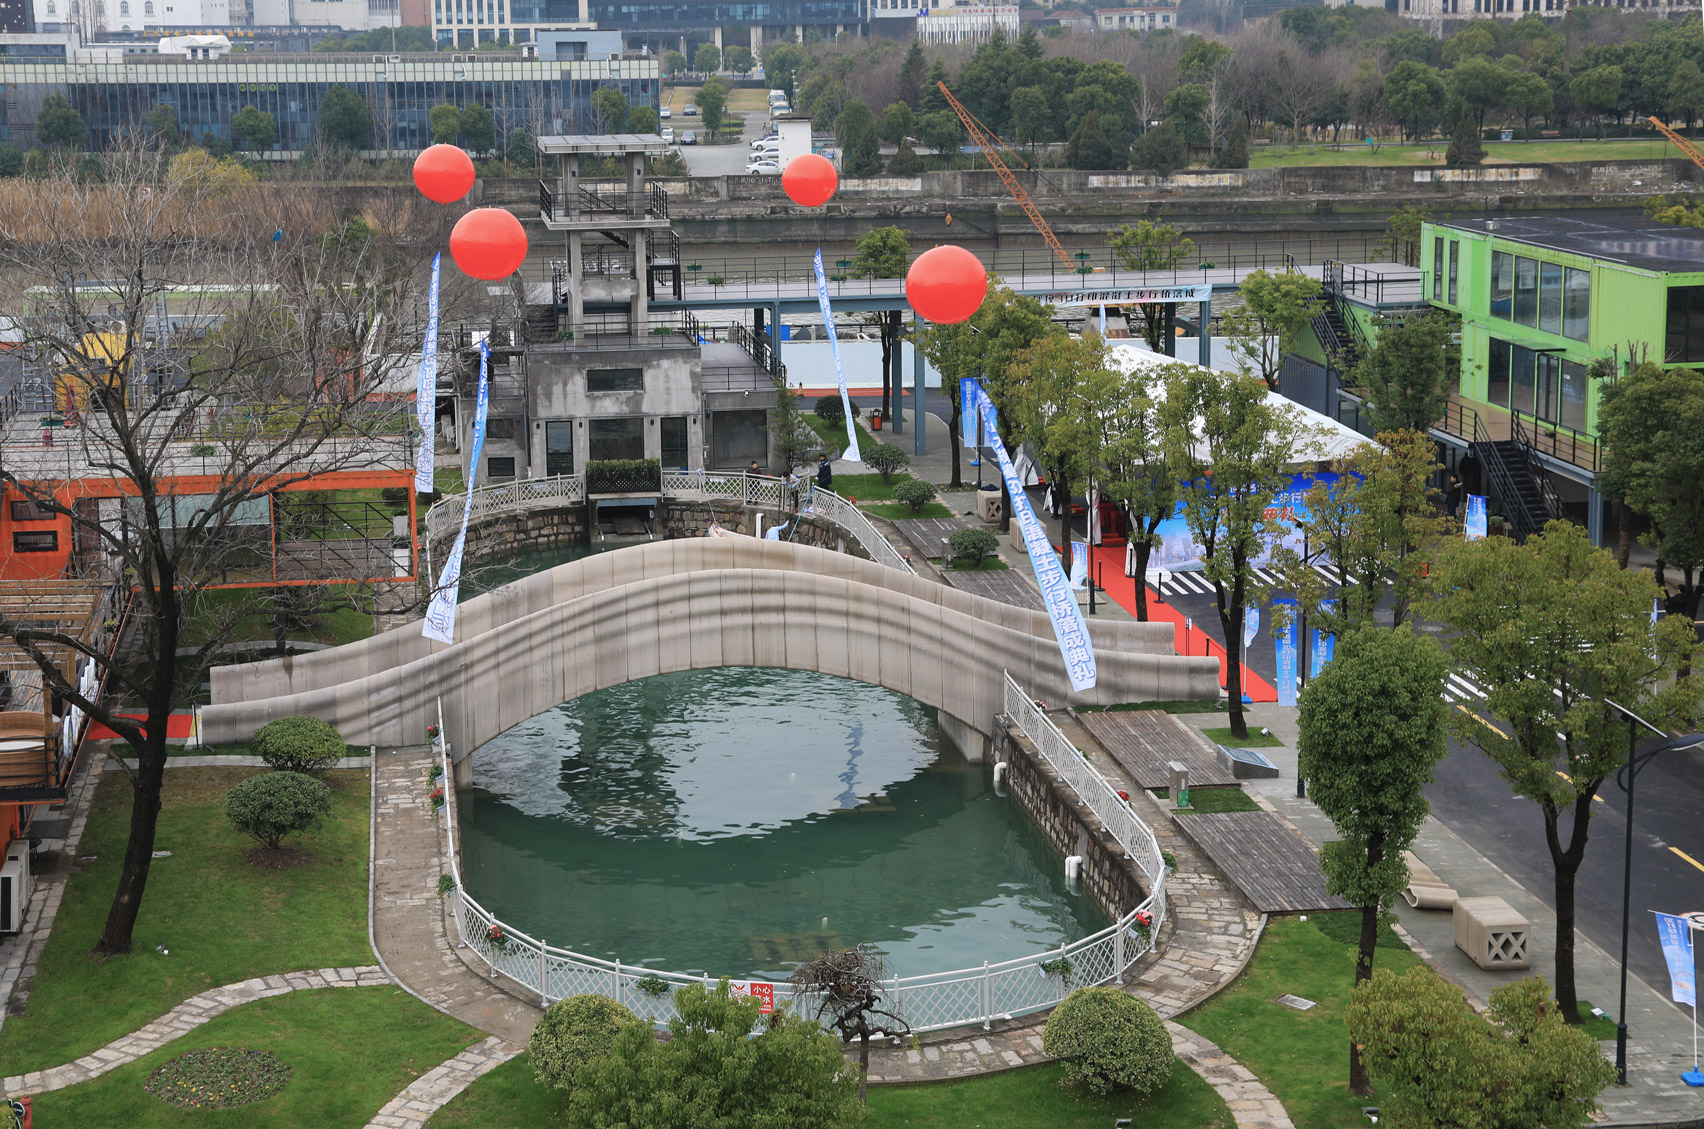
top-left (768, 89), bottom-right (788, 105)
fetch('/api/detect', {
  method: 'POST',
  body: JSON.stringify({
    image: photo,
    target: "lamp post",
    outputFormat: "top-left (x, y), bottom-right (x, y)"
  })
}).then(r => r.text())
top-left (1605, 697), bottom-right (1704, 1087)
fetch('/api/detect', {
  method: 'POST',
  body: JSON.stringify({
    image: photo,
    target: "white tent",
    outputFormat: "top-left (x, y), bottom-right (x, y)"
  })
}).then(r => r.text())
top-left (1105, 343), bottom-right (1373, 465)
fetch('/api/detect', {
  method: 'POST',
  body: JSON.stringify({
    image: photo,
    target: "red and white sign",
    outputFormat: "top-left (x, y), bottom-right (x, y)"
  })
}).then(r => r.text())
top-left (729, 980), bottom-right (775, 1014)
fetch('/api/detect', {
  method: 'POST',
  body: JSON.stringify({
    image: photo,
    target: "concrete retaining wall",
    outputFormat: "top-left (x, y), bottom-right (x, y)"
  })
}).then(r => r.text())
top-left (204, 539), bottom-right (1218, 755)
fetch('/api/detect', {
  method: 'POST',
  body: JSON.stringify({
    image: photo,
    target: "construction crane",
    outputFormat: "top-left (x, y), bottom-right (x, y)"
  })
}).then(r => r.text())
top-left (936, 81), bottom-right (1075, 271)
top-left (1648, 116), bottom-right (1704, 174)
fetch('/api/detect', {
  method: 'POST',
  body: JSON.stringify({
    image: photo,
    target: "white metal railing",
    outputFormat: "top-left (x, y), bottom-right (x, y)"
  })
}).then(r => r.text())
top-left (431, 677), bottom-right (1161, 1034)
top-left (423, 471), bottom-right (914, 576)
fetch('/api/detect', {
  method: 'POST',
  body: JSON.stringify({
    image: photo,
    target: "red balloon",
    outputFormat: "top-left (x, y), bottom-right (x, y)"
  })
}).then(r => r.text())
top-left (450, 208), bottom-right (528, 281)
top-left (413, 144), bottom-right (475, 205)
top-left (782, 154), bottom-right (838, 208)
top-left (905, 245), bottom-right (988, 325)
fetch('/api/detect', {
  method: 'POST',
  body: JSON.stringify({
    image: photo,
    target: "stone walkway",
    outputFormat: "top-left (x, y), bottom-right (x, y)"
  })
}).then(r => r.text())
top-left (1, 965), bottom-right (387, 1095)
top-left (1170, 1022), bottom-right (1296, 1129)
top-left (363, 1034), bottom-right (522, 1129)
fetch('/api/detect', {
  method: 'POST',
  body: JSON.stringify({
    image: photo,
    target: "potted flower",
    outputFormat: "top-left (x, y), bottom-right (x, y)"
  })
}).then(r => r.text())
top-left (634, 973), bottom-right (672, 999)
top-left (1039, 956), bottom-right (1074, 986)
top-left (430, 783), bottom-right (445, 809)
top-left (426, 723), bottom-right (440, 741)
top-left (485, 923), bottom-right (509, 951)
top-left (1132, 910), bottom-right (1154, 943)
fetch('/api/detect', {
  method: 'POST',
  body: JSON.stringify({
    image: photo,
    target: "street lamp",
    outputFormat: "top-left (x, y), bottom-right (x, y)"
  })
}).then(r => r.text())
top-left (1605, 697), bottom-right (1704, 1087)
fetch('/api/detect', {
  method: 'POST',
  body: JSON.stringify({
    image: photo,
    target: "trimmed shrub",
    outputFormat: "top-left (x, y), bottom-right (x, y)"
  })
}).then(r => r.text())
top-left (893, 478), bottom-right (937, 513)
top-left (862, 443), bottom-right (910, 484)
top-left (225, 771), bottom-right (333, 850)
top-left (814, 395), bottom-right (860, 422)
top-left (530, 994), bottom-right (643, 1092)
top-left (949, 527), bottom-right (999, 566)
top-left (1042, 986), bottom-right (1173, 1096)
top-left (253, 715), bottom-right (346, 773)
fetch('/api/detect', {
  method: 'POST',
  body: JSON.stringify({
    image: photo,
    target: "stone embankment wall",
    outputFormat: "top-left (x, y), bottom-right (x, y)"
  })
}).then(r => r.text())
top-left (996, 724), bottom-right (1147, 924)
top-left (461, 506), bottom-right (586, 563)
top-left (660, 500), bottom-right (870, 560)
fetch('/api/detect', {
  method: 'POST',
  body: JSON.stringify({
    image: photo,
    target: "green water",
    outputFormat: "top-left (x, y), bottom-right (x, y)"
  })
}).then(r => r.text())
top-left (457, 668), bottom-right (1108, 980)
top-left (459, 544), bottom-right (608, 600)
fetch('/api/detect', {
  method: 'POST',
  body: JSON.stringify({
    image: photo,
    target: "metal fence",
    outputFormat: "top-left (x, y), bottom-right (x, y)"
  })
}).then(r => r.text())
top-left (433, 671), bottom-right (1166, 1033)
top-left (423, 471), bottom-right (915, 577)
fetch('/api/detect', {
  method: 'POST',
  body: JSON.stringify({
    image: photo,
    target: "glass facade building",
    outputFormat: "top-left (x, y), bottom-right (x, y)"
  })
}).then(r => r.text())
top-left (0, 47), bottom-right (657, 150)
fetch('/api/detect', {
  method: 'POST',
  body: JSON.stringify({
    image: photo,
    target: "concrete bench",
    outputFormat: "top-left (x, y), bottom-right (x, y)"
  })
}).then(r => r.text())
top-left (1453, 895), bottom-right (1531, 971)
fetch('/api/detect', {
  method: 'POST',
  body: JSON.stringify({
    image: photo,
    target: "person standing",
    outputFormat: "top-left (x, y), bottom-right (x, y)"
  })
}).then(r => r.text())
top-left (1445, 473), bottom-right (1463, 519)
top-left (786, 468), bottom-right (801, 510)
top-left (816, 454), bottom-right (833, 491)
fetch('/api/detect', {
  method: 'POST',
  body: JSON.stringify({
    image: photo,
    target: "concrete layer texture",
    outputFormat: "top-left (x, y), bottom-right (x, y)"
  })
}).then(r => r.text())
top-left (204, 539), bottom-right (1218, 757)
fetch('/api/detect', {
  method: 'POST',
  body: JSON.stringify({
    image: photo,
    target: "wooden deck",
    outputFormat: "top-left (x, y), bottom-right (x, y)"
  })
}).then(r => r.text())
top-left (1079, 710), bottom-right (1239, 790)
top-left (891, 517), bottom-right (964, 561)
top-left (942, 568), bottom-right (1045, 611)
top-left (1173, 811), bottom-right (1353, 915)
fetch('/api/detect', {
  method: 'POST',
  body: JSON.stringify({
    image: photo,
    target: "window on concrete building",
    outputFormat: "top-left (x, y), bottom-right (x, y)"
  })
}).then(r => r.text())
top-left (1666, 286), bottom-right (1704, 363)
top-left (1510, 344), bottom-right (1537, 415)
top-left (1433, 237), bottom-right (1444, 301)
top-left (486, 416), bottom-right (518, 440)
top-left (1562, 267), bottom-right (1589, 340)
top-left (1559, 360), bottom-right (1588, 432)
top-left (588, 416), bottom-right (644, 461)
top-left (1489, 337), bottom-right (1511, 408)
top-left (710, 409), bottom-right (767, 469)
top-left (12, 531), bottom-right (57, 552)
top-left (1447, 241), bottom-right (1459, 305)
top-left (9, 499), bottom-right (51, 522)
top-left (545, 420), bottom-right (574, 476)
top-left (1538, 261), bottom-right (1563, 335)
top-left (661, 415), bottom-right (689, 469)
top-left (587, 367), bottom-right (644, 393)
top-left (1513, 256), bottom-right (1539, 327)
top-left (487, 457), bottom-right (516, 479)
top-left (1491, 251), bottom-right (1512, 318)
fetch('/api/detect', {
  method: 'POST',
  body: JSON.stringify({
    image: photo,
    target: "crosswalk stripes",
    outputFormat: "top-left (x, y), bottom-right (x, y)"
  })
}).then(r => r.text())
top-left (1443, 672), bottom-right (1487, 704)
top-left (1144, 565), bottom-right (1338, 597)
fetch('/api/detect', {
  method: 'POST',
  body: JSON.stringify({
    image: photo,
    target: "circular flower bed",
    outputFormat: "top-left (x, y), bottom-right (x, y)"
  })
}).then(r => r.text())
top-left (146, 1047), bottom-right (291, 1109)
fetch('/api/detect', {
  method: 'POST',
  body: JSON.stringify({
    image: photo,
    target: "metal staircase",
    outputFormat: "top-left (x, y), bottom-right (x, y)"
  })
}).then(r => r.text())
top-left (1469, 412), bottom-right (1560, 542)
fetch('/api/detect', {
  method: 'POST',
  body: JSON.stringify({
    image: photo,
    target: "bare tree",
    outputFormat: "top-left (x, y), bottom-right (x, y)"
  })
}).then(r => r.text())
top-left (790, 945), bottom-right (911, 1103)
top-left (1270, 47), bottom-right (1341, 147)
top-left (0, 145), bottom-right (429, 956)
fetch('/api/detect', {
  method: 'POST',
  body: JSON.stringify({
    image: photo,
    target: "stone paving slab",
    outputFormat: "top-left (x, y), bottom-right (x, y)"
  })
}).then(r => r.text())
top-left (362, 1034), bottom-right (523, 1128)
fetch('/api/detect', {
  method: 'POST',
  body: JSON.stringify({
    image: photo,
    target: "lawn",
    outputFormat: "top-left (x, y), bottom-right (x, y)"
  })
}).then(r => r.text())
top-left (1201, 726), bottom-right (1284, 748)
top-left (1077, 699), bottom-right (1225, 715)
top-left (863, 502), bottom-right (955, 520)
top-left (1247, 136), bottom-right (1677, 169)
top-left (186, 587), bottom-right (375, 650)
top-left (805, 415), bottom-right (880, 465)
top-left (31, 986), bottom-right (475, 1129)
top-left (432, 466), bottom-right (465, 496)
top-left (1150, 786), bottom-right (1261, 814)
top-left (1181, 914), bottom-right (1427, 1129)
top-left (948, 557), bottom-right (1010, 571)
top-left (426, 1050), bottom-right (1234, 1129)
top-left (0, 767), bottom-right (372, 1075)
top-left (820, 470), bottom-right (912, 503)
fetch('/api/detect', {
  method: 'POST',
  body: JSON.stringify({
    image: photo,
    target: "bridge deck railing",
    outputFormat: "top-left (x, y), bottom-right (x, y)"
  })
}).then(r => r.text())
top-left (432, 672), bottom-right (1164, 1035)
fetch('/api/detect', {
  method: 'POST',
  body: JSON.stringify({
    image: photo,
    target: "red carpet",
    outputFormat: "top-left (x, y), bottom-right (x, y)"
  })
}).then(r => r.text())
top-left (1088, 544), bottom-right (1277, 703)
top-left (89, 713), bottom-right (197, 741)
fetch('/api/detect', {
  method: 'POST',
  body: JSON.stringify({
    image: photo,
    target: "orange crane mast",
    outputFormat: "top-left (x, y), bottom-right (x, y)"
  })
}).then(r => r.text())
top-left (936, 81), bottom-right (1076, 271)
top-left (1649, 116), bottom-right (1704, 174)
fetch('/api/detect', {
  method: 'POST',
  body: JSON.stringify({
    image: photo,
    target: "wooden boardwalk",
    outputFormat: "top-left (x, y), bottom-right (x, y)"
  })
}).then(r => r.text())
top-left (1079, 710), bottom-right (1238, 790)
top-left (942, 568), bottom-right (1045, 611)
top-left (1172, 811), bottom-right (1353, 915)
top-left (891, 517), bottom-right (963, 561)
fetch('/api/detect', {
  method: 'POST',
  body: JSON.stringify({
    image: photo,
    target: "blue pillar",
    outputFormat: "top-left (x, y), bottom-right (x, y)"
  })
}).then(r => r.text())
top-left (913, 334), bottom-right (926, 457)
top-left (1588, 485), bottom-right (1604, 547)
top-left (1197, 300), bottom-right (1212, 368)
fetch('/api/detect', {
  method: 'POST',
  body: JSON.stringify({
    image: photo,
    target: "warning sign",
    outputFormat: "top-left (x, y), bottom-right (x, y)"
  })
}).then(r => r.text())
top-left (728, 980), bottom-right (775, 1014)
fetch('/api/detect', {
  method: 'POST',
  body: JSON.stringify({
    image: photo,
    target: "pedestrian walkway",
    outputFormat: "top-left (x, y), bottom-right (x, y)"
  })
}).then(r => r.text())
top-left (364, 1035), bottom-right (522, 1129)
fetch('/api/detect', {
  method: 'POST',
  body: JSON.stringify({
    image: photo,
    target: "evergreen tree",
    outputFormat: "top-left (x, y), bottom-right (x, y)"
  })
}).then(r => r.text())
top-left (36, 93), bottom-right (86, 149)
top-left (1211, 116), bottom-right (1250, 169)
top-left (142, 104), bottom-right (180, 147)
top-left (899, 41), bottom-right (926, 107)
top-left (229, 105), bottom-right (278, 153)
top-left (1130, 122), bottom-right (1186, 175)
top-left (429, 103), bottom-right (460, 146)
top-left (887, 142), bottom-right (923, 176)
top-left (458, 102), bottom-right (495, 154)
top-left (316, 85), bottom-right (371, 151)
top-left (920, 61), bottom-right (951, 114)
top-left (1444, 114), bottom-right (1485, 166)
top-left (1063, 111), bottom-right (1115, 170)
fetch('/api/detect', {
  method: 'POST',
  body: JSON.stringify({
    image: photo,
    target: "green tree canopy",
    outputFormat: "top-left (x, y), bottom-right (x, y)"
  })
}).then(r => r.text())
top-left (229, 105), bottom-right (278, 153)
top-left (1064, 111), bottom-right (1117, 170)
top-left (316, 85), bottom-right (371, 151)
top-left (1444, 114), bottom-right (1485, 167)
top-left (428, 103), bottom-right (460, 146)
top-left (36, 93), bottom-right (86, 149)
top-left (696, 79), bottom-right (728, 139)
top-left (590, 86), bottom-right (628, 133)
top-left (723, 45), bottom-right (754, 74)
top-left (1449, 55), bottom-right (1505, 130)
top-left (1222, 268), bottom-right (1323, 390)
top-left (1010, 85), bottom-right (1053, 149)
top-left (1129, 122), bottom-right (1185, 175)
top-left (848, 225), bottom-right (910, 278)
top-left (142, 104), bottom-right (180, 147)
top-left (835, 99), bottom-right (882, 177)
top-left (693, 42), bottom-right (722, 73)
top-left (1356, 309), bottom-right (1456, 433)
top-left (1384, 61), bottom-right (1446, 140)
top-left (662, 49), bottom-right (687, 77)
top-left (765, 42), bottom-right (804, 97)
top-left (626, 105), bottom-right (659, 135)
top-left (918, 110), bottom-right (962, 168)
top-left (1571, 65), bottom-right (1623, 138)
top-left (878, 101), bottom-right (914, 146)
top-left (1299, 624), bottom-right (1449, 1094)
top-left (1162, 83), bottom-right (1211, 145)
top-left (458, 102), bottom-right (495, 154)
top-left (1109, 220), bottom-right (1196, 351)
top-left (505, 126), bottom-right (537, 166)
top-left (1095, 358), bottom-right (1184, 621)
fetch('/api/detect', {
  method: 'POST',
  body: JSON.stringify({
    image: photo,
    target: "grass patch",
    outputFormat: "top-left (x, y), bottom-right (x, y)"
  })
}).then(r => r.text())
top-left (822, 470), bottom-right (916, 503)
top-left (433, 466), bottom-right (465, 496)
top-left (1150, 786), bottom-right (1261, 814)
top-left (1182, 915), bottom-right (1426, 1129)
top-left (1573, 1001), bottom-right (1620, 1041)
top-left (867, 1058), bottom-right (1231, 1129)
top-left (1247, 136), bottom-right (1674, 169)
top-left (1307, 909), bottom-right (1401, 949)
top-left (114, 741), bottom-right (368, 761)
top-left (1077, 699), bottom-right (1225, 715)
top-left (426, 1054), bottom-right (1232, 1129)
top-left (948, 557), bottom-right (1011, 571)
top-left (805, 415), bottom-right (879, 464)
top-left (187, 587), bottom-right (374, 650)
top-left (0, 767), bottom-right (372, 1075)
top-left (863, 502), bottom-right (955, 520)
top-left (1201, 726), bottom-right (1284, 748)
top-left (33, 986), bottom-right (475, 1129)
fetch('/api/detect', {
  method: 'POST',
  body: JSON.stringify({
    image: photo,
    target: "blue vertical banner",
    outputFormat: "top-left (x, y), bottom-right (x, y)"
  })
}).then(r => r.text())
top-left (812, 249), bottom-right (861, 464)
top-left (959, 377), bottom-right (978, 449)
top-left (1464, 494), bottom-right (1488, 540)
top-left (413, 252), bottom-right (441, 495)
top-left (1657, 912), bottom-right (1697, 1007)
top-left (1068, 542), bottom-right (1088, 590)
top-left (1273, 597), bottom-right (1298, 707)
top-left (422, 340), bottom-right (490, 645)
top-left (967, 379), bottom-right (1096, 692)
top-left (1311, 599), bottom-right (1336, 680)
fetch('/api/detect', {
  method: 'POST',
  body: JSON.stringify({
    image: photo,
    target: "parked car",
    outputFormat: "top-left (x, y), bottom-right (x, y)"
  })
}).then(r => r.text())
top-left (751, 134), bottom-right (778, 149)
top-left (661, 126), bottom-right (675, 142)
top-left (746, 159), bottom-right (780, 175)
top-left (659, 106), bottom-right (671, 119)
top-left (681, 131), bottom-right (698, 145)
top-left (685, 104), bottom-right (699, 116)
top-left (753, 145), bottom-right (779, 161)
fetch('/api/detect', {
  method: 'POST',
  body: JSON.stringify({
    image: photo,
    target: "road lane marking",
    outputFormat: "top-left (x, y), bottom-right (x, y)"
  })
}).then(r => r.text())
top-left (1671, 847), bottom-right (1704, 875)
top-left (1457, 703), bottom-right (1507, 738)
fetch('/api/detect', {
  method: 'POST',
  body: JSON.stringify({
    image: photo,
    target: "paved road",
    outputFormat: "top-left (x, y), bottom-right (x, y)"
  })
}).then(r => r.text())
top-left (678, 104), bottom-right (766, 178)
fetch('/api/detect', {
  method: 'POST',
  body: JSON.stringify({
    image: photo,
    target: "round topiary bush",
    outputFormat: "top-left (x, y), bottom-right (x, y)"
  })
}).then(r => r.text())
top-left (893, 478), bottom-right (937, 513)
top-left (253, 715), bottom-right (346, 773)
top-left (862, 443), bottom-right (910, 484)
top-left (1042, 986), bottom-right (1173, 1096)
top-left (146, 1047), bottom-right (291, 1109)
top-left (814, 395), bottom-right (860, 422)
top-left (949, 527), bottom-right (999, 566)
top-left (225, 771), bottom-right (333, 851)
top-left (530, 994), bottom-right (643, 1092)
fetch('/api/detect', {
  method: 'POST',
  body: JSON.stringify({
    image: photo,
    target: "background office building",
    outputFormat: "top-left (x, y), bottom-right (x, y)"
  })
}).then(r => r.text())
top-left (0, 33), bottom-right (657, 151)
top-left (431, 0), bottom-right (863, 53)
